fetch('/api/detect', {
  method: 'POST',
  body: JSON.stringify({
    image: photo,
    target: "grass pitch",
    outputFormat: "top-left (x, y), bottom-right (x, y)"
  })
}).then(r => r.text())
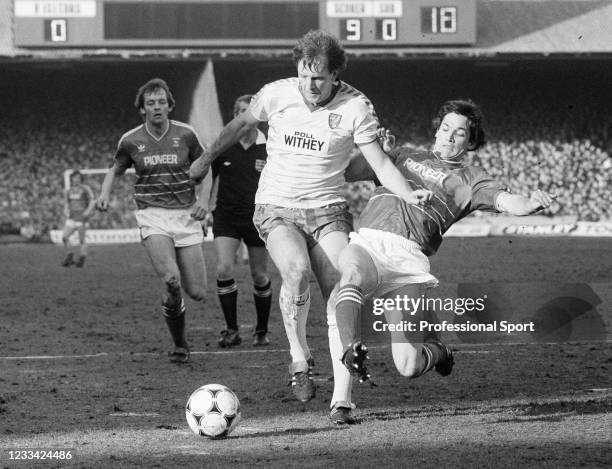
top-left (0, 238), bottom-right (611, 468)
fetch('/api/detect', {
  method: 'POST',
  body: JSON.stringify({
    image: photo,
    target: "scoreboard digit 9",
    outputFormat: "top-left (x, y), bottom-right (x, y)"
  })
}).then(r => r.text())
top-left (321, 0), bottom-right (475, 45)
top-left (14, 0), bottom-right (476, 48)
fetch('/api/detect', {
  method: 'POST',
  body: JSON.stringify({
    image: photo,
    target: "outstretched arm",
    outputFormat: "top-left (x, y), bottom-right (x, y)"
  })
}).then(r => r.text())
top-left (495, 190), bottom-right (556, 216)
top-left (359, 140), bottom-right (431, 206)
top-left (345, 128), bottom-right (398, 182)
top-left (189, 111), bottom-right (260, 182)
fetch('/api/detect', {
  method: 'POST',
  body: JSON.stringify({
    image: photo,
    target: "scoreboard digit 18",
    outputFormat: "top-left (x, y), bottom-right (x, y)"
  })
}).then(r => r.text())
top-left (14, 0), bottom-right (476, 48)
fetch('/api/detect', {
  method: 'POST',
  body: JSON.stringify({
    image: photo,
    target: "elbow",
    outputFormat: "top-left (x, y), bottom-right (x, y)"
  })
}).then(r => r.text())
top-left (506, 206), bottom-right (533, 217)
top-left (190, 173), bottom-right (205, 185)
top-left (188, 168), bottom-right (202, 183)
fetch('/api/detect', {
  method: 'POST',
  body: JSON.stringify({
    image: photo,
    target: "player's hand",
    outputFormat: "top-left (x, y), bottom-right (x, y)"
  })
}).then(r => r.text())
top-left (190, 204), bottom-right (208, 221)
top-left (405, 189), bottom-right (433, 206)
top-left (96, 195), bottom-right (109, 212)
top-left (201, 212), bottom-right (213, 237)
top-left (529, 189), bottom-right (557, 212)
top-left (377, 128), bottom-right (396, 153)
top-left (189, 155), bottom-right (210, 182)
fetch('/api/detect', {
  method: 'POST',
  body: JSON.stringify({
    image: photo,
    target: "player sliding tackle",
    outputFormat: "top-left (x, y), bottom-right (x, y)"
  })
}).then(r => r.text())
top-left (336, 99), bottom-right (556, 384)
top-left (190, 30), bottom-right (432, 425)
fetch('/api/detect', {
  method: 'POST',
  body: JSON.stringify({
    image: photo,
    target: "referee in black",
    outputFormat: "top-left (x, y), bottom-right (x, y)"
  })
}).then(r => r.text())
top-left (211, 95), bottom-right (272, 347)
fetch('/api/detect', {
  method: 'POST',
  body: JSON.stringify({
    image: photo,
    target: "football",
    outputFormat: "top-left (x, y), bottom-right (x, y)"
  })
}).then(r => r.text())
top-left (185, 384), bottom-right (241, 439)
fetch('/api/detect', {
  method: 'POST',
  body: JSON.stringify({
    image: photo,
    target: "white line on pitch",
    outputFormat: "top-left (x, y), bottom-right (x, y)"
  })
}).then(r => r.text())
top-left (2, 339), bottom-right (610, 361)
top-left (0, 353), bottom-right (109, 360)
top-left (0, 349), bottom-right (290, 361)
top-left (238, 426), bottom-right (268, 433)
top-left (183, 348), bottom-right (290, 356)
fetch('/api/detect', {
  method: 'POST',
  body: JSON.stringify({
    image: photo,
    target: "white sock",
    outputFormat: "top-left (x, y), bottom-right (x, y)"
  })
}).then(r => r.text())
top-left (279, 285), bottom-right (311, 373)
top-left (327, 298), bottom-right (353, 409)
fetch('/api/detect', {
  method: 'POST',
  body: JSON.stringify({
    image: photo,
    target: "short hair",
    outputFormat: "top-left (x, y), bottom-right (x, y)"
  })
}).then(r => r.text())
top-left (292, 30), bottom-right (347, 75)
top-left (134, 78), bottom-right (175, 111)
top-left (432, 99), bottom-right (486, 150)
top-left (70, 170), bottom-right (82, 180)
top-left (233, 94), bottom-right (253, 114)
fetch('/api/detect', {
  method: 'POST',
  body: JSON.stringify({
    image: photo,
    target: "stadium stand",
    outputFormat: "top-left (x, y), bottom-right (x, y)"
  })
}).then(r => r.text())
top-left (0, 59), bottom-right (610, 237)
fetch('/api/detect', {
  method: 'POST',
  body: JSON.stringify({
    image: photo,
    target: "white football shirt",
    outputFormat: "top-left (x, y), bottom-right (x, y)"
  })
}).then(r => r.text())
top-left (249, 77), bottom-right (379, 208)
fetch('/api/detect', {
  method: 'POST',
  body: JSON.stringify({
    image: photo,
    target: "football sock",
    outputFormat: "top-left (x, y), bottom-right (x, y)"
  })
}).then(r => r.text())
top-left (280, 285), bottom-right (311, 369)
top-left (417, 342), bottom-right (445, 377)
top-left (327, 300), bottom-right (353, 409)
top-left (162, 298), bottom-right (187, 348)
top-left (253, 279), bottom-right (272, 333)
top-left (217, 279), bottom-right (238, 331)
top-left (335, 284), bottom-right (365, 348)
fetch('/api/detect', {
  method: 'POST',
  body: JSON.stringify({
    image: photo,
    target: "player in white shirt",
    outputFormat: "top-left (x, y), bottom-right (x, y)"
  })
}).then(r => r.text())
top-left (250, 76), bottom-right (380, 208)
top-left (190, 30), bottom-right (431, 424)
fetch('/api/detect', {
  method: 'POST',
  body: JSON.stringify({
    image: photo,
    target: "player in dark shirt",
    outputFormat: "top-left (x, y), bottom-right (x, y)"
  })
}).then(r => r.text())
top-left (97, 78), bottom-right (208, 363)
top-left (210, 95), bottom-right (272, 348)
top-left (335, 99), bottom-right (556, 388)
top-left (61, 170), bottom-right (95, 267)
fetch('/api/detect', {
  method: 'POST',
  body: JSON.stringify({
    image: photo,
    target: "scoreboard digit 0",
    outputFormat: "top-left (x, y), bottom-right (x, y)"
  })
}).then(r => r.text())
top-left (321, 0), bottom-right (476, 46)
top-left (13, 0), bottom-right (476, 48)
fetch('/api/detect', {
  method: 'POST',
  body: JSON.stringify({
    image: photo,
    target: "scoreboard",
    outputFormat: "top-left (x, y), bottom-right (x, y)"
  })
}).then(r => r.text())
top-left (13, 0), bottom-right (476, 48)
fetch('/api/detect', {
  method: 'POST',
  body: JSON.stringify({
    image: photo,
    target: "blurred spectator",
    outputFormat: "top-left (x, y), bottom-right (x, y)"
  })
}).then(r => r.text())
top-left (1, 66), bottom-right (611, 235)
top-left (0, 99), bottom-right (138, 235)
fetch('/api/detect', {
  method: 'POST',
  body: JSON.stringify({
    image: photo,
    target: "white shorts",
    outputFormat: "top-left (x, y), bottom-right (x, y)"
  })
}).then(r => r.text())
top-left (63, 219), bottom-right (87, 233)
top-left (135, 206), bottom-right (204, 247)
top-left (349, 228), bottom-right (438, 297)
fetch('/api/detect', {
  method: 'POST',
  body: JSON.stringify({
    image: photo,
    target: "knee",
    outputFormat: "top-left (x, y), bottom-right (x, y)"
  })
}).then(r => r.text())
top-left (394, 350), bottom-right (422, 378)
top-left (339, 260), bottom-right (365, 286)
top-left (185, 288), bottom-right (206, 302)
top-left (280, 263), bottom-right (310, 293)
top-left (182, 276), bottom-right (207, 302)
top-left (250, 267), bottom-right (268, 286)
top-left (163, 272), bottom-right (182, 295)
top-left (216, 261), bottom-right (233, 280)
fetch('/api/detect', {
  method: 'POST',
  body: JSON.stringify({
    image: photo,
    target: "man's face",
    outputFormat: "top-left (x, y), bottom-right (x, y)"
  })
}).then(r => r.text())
top-left (433, 112), bottom-right (471, 160)
top-left (141, 88), bottom-right (171, 126)
top-left (297, 57), bottom-right (337, 106)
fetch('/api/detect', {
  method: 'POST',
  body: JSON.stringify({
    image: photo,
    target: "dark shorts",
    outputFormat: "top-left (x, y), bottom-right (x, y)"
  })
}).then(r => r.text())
top-left (253, 202), bottom-right (353, 250)
top-left (212, 208), bottom-right (265, 247)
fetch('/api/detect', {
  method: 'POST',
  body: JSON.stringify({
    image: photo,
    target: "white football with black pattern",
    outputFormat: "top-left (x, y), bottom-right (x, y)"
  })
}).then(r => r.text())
top-left (185, 384), bottom-right (241, 439)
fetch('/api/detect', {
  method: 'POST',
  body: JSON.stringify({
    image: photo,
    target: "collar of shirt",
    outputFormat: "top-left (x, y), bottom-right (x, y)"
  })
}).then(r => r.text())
top-left (301, 81), bottom-right (341, 111)
top-left (431, 149), bottom-right (467, 168)
top-left (145, 121), bottom-right (170, 141)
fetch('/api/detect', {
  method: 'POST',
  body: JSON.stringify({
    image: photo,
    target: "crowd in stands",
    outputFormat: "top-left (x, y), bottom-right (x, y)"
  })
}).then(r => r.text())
top-left (0, 99), bottom-right (139, 238)
top-left (1, 61), bottom-right (611, 239)
top-left (366, 71), bottom-right (612, 222)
